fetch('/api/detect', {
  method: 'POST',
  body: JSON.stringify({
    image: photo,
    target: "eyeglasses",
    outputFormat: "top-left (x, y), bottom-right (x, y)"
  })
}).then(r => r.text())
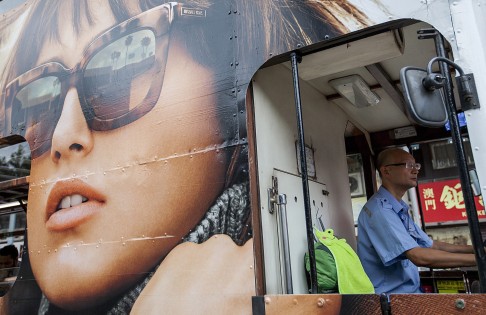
top-left (385, 162), bottom-right (421, 170)
top-left (3, 3), bottom-right (184, 159)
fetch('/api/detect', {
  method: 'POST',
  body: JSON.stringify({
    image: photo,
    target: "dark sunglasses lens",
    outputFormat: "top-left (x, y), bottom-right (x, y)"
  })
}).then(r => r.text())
top-left (11, 76), bottom-right (63, 157)
top-left (84, 30), bottom-right (157, 122)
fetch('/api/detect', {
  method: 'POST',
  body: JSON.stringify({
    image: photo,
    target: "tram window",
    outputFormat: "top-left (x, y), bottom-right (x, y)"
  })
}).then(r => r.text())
top-left (0, 142), bottom-right (30, 296)
top-left (0, 142), bottom-right (31, 182)
top-left (430, 138), bottom-right (474, 170)
top-left (347, 153), bottom-right (366, 225)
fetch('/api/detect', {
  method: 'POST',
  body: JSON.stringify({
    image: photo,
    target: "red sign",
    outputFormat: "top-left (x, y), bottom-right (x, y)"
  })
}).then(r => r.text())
top-left (418, 179), bottom-right (485, 223)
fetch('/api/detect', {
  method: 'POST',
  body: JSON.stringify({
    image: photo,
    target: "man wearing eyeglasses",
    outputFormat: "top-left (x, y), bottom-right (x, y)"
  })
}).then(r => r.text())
top-left (357, 148), bottom-right (477, 294)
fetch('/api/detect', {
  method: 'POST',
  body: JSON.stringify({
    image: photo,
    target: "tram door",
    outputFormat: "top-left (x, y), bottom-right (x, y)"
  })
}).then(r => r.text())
top-left (271, 169), bottom-right (329, 294)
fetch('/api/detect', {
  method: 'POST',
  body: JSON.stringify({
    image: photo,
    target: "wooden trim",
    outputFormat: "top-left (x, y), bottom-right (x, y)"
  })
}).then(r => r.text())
top-left (246, 82), bottom-right (266, 295)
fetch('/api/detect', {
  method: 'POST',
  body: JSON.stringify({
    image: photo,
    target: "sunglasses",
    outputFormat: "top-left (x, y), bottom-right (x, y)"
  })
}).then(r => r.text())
top-left (3, 3), bottom-right (193, 159)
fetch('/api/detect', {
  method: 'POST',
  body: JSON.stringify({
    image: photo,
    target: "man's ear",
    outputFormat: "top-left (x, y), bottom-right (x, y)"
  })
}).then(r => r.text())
top-left (382, 166), bottom-right (389, 175)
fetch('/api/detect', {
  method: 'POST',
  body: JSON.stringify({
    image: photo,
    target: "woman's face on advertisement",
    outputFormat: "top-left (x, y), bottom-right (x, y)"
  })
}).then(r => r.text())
top-left (24, 1), bottom-right (227, 309)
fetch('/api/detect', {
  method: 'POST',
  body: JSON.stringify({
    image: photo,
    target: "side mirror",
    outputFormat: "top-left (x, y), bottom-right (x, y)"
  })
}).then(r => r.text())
top-left (399, 66), bottom-right (448, 127)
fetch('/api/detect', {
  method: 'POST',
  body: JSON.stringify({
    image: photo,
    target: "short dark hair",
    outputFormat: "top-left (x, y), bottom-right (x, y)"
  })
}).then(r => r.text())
top-left (0, 244), bottom-right (19, 260)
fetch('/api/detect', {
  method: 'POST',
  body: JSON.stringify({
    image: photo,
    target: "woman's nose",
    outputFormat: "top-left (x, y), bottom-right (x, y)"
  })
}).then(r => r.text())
top-left (50, 88), bottom-right (93, 162)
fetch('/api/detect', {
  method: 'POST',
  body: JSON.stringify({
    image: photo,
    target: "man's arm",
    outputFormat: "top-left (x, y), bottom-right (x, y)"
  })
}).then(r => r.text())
top-left (405, 246), bottom-right (476, 268)
top-left (431, 240), bottom-right (474, 254)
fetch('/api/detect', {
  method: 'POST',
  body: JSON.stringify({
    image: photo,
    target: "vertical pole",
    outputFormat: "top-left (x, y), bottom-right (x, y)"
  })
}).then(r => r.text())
top-left (278, 194), bottom-right (293, 293)
top-left (433, 34), bottom-right (486, 292)
top-left (290, 51), bottom-right (317, 294)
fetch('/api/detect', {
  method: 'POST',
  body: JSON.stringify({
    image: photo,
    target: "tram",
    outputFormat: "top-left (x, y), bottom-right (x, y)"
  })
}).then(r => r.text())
top-left (0, 0), bottom-right (485, 314)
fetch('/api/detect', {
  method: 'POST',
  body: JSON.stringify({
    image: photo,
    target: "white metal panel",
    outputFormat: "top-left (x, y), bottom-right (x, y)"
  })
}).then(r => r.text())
top-left (448, 0), bottom-right (486, 200)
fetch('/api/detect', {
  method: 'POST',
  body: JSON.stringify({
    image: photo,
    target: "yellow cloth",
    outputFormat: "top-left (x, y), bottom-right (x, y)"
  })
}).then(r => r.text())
top-left (315, 228), bottom-right (375, 294)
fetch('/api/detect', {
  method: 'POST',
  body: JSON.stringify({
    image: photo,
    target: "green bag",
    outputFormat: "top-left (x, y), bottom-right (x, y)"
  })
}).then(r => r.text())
top-left (304, 242), bottom-right (338, 293)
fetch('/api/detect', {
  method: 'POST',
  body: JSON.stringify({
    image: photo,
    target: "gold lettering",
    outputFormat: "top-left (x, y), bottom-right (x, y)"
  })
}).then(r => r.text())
top-left (440, 184), bottom-right (465, 209)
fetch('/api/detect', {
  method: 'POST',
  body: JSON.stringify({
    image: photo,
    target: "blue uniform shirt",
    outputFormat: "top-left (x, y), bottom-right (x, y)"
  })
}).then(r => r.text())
top-left (357, 186), bottom-right (433, 293)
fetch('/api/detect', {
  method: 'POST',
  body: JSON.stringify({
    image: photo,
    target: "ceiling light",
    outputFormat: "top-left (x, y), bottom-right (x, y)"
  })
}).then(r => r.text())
top-left (329, 75), bottom-right (381, 108)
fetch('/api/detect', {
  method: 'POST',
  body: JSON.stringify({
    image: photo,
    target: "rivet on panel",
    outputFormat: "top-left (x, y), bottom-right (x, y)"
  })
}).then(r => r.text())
top-left (317, 298), bottom-right (325, 307)
top-left (455, 298), bottom-right (465, 309)
top-left (264, 297), bottom-right (272, 304)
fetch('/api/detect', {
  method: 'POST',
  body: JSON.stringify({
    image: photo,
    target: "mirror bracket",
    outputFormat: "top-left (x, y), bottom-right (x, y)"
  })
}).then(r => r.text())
top-left (456, 73), bottom-right (480, 111)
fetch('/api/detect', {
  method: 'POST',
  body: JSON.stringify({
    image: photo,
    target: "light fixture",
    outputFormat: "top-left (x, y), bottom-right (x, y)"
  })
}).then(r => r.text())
top-left (329, 75), bottom-right (380, 108)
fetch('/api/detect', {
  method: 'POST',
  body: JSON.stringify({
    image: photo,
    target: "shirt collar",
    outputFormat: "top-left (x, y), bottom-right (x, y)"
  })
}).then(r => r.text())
top-left (377, 186), bottom-right (409, 215)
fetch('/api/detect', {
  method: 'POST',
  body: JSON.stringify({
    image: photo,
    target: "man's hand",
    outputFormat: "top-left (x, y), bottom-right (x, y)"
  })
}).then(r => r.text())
top-left (132, 235), bottom-right (255, 315)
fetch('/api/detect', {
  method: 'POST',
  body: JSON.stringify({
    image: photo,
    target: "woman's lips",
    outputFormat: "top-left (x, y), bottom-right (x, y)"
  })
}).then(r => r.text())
top-left (45, 179), bottom-right (106, 231)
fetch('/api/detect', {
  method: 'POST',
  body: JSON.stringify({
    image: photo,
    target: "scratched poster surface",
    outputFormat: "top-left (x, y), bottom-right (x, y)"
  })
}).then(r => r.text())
top-left (418, 179), bottom-right (485, 224)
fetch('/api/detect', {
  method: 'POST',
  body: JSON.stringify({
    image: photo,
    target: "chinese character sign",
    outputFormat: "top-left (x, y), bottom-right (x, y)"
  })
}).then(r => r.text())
top-left (418, 179), bottom-right (485, 223)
